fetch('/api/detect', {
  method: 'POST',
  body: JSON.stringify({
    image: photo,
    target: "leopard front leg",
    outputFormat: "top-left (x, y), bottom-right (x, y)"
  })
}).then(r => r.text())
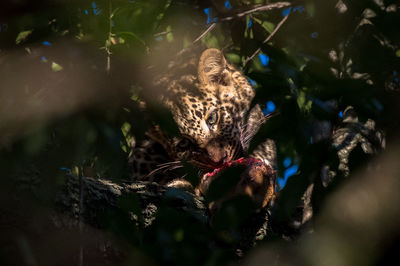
top-left (243, 139), bottom-right (277, 208)
top-left (129, 139), bottom-right (175, 184)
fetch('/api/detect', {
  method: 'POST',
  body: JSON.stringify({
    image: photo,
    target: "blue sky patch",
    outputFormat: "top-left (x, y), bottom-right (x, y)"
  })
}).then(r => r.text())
top-left (282, 5), bottom-right (305, 17)
top-left (259, 53), bottom-right (270, 66)
top-left (277, 178), bottom-right (285, 190)
top-left (283, 157), bottom-right (292, 168)
top-left (311, 32), bottom-right (319, 38)
top-left (263, 100), bottom-right (276, 115)
top-left (225, 0), bottom-right (232, 10)
top-left (203, 7), bottom-right (217, 24)
top-left (282, 7), bottom-right (292, 17)
top-left (91, 1), bottom-right (101, 15)
top-left (293, 5), bottom-right (305, 13)
top-left (277, 157), bottom-right (299, 190)
top-left (60, 167), bottom-right (72, 175)
top-left (284, 164), bottom-right (298, 179)
top-left (248, 79), bottom-right (256, 86)
top-left (277, 164), bottom-right (299, 190)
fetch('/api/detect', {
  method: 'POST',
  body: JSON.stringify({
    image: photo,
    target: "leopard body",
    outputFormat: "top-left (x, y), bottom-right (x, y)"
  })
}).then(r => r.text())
top-left (129, 48), bottom-right (276, 204)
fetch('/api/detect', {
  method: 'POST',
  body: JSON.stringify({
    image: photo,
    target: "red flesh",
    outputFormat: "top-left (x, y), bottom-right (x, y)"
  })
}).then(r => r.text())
top-left (204, 157), bottom-right (262, 177)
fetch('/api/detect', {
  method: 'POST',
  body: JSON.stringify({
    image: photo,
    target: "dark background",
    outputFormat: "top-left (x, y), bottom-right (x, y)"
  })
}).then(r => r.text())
top-left (0, 0), bottom-right (399, 265)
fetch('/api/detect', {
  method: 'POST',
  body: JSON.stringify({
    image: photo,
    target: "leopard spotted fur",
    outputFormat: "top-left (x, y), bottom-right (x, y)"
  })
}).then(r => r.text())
top-left (129, 48), bottom-right (276, 206)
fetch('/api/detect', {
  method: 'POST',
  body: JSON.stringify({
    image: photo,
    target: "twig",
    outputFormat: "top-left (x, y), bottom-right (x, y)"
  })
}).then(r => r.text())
top-left (106, 0), bottom-right (112, 74)
top-left (179, 2), bottom-right (290, 55)
top-left (192, 23), bottom-right (216, 44)
top-left (153, 30), bottom-right (172, 37)
top-left (243, 14), bottom-right (290, 67)
top-left (177, 23), bottom-right (217, 56)
top-left (221, 2), bottom-right (291, 21)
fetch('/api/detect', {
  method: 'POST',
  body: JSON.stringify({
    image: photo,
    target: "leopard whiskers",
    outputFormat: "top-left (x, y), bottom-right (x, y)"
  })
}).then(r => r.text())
top-left (156, 161), bottom-right (182, 167)
top-left (232, 141), bottom-right (242, 160)
top-left (146, 161), bottom-right (182, 177)
top-left (239, 121), bottom-right (258, 145)
top-left (149, 158), bottom-right (214, 179)
top-left (240, 130), bottom-right (253, 149)
top-left (167, 165), bottom-right (184, 172)
top-left (240, 112), bottom-right (278, 149)
top-left (241, 112), bottom-right (277, 131)
top-left (243, 131), bottom-right (255, 143)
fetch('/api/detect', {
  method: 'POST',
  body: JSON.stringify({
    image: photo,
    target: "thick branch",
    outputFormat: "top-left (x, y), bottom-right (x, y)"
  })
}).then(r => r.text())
top-left (56, 176), bottom-right (208, 228)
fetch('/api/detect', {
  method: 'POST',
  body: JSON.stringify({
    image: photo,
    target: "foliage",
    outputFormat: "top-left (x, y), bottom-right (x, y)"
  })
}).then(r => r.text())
top-left (0, 0), bottom-right (399, 265)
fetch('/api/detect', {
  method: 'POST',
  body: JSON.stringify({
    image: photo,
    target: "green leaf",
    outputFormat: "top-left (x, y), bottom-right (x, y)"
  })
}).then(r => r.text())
top-left (297, 89), bottom-right (312, 112)
top-left (262, 21), bottom-right (274, 33)
top-left (253, 17), bottom-right (274, 33)
top-left (166, 25), bottom-right (173, 42)
top-left (16, 30), bottom-right (33, 44)
top-left (202, 35), bottom-right (219, 49)
top-left (166, 32), bottom-right (174, 42)
top-left (51, 62), bottom-right (63, 72)
top-left (226, 53), bottom-right (240, 64)
top-left (115, 31), bottom-right (146, 46)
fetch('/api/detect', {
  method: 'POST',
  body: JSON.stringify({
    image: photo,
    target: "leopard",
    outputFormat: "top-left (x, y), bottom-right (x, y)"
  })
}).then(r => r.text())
top-left (129, 48), bottom-right (277, 207)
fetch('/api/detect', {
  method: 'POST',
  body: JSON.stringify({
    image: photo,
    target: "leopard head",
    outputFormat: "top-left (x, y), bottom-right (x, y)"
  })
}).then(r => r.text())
top-left (164, 48), bottom-right (255, 169)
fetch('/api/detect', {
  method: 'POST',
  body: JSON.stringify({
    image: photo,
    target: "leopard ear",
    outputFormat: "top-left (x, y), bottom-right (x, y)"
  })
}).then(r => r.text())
top-left (198, 48), bottom-right (230, 85)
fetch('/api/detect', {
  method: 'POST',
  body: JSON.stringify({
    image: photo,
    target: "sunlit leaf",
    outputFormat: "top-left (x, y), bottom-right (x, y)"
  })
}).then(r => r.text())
top-left (297, 89), bottom-right (312, 112)
top-left (51, 62), bottom-right (63, 72)
top-left (226, 53), bottom-right (240, 64)
top-left (15, 30), bottom-right (33, 44)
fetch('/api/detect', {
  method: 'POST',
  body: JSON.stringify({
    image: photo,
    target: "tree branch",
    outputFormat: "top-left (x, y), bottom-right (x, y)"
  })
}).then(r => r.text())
top-left (192, 23), bottom-right (217, 44)
top-left (220, 2), bottom-right (291, 21)
top-left (56, 175), bottom-right (208, 228)
top-left (243, 14), bottom-right (290, 67)
top-left (183, 2), bottom-right (291, 52)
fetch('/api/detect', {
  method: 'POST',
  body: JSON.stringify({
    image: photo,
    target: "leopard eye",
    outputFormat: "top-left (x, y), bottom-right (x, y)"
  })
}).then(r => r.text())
top-left (206, 111), bottom-right (218, 125)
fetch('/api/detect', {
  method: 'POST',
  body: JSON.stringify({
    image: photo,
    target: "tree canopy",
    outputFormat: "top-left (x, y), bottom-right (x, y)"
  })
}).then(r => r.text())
top-left (0, 1), bottom-right (399, 265)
